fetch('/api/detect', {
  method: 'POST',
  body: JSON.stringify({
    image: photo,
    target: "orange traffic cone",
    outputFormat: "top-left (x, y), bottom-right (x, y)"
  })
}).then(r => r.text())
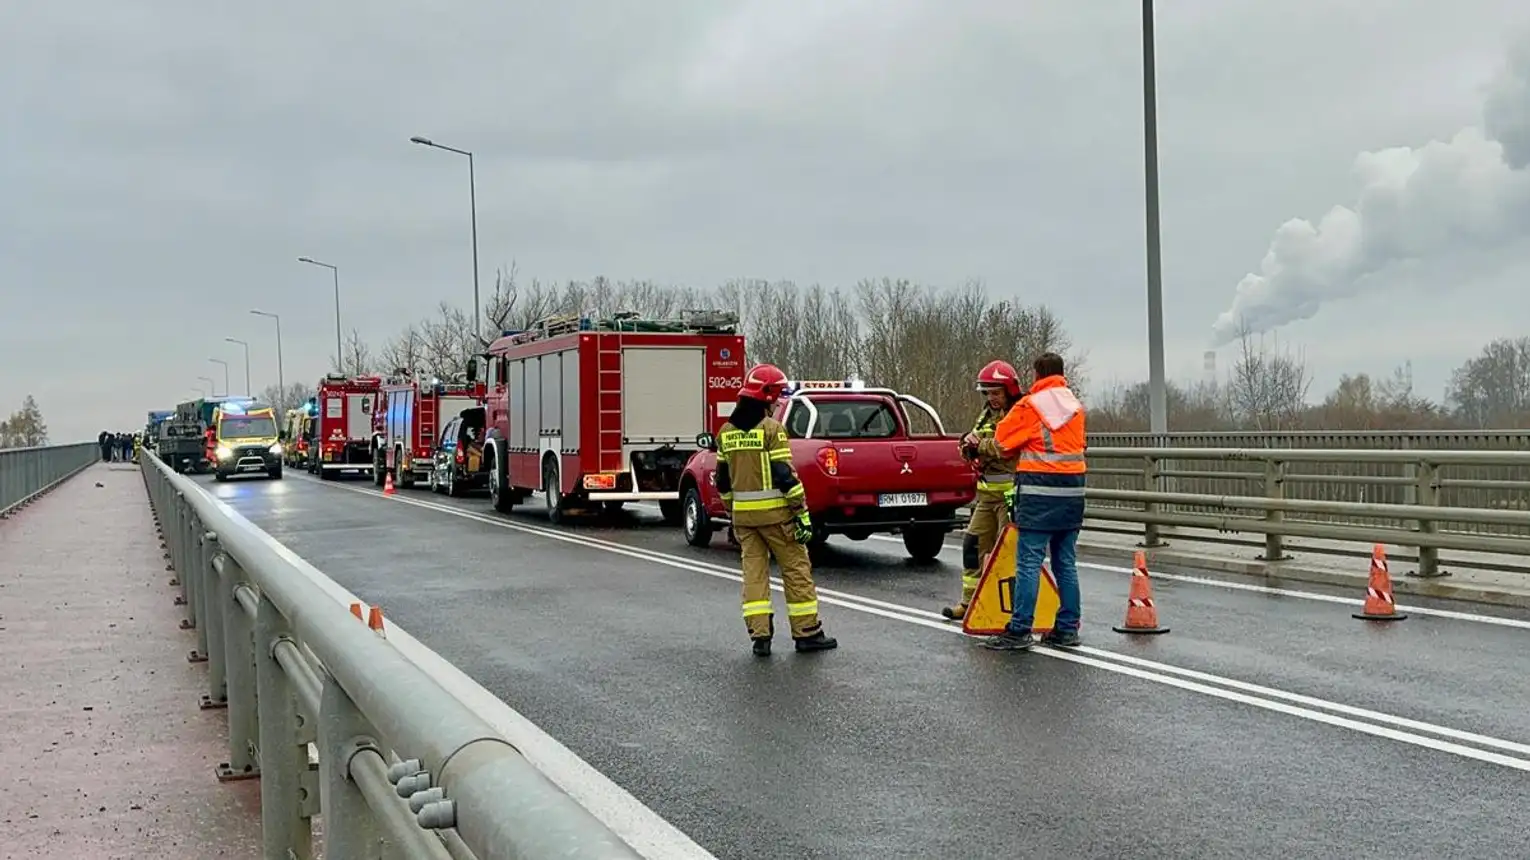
top-left (1112, 550), bottom-right (1170, 635)
top-left (367, 605), bottom-right (386, 637)
top-left (383, 471), bottom-right (396, 496)
top-left (349, 602), bottom-right (364, 620)
top-left (1353, 544), bottom-right (1407, 621)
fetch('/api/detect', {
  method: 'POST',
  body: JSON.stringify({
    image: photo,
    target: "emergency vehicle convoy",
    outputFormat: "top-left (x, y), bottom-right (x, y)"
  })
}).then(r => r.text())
top-left (282, 403), bottom-right (314, 470)
top-left (679, 378), bottom-right (978, 561)
top-left (372, 374), bottom-right (486, 489)
top-left (468, 310), bottom-right (745, 524)
top-left (306, 374), bottom-right (381, 479)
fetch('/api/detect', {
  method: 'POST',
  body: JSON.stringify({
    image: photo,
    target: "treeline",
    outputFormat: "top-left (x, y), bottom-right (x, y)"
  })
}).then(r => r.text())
top-left (320, 266), bottom-right (1530, 434)
top-left (332, 268), bottom-right (1081, 428)
top-left (1092, 329), bottom-right (1530, 433)
top-left (0, 395), bottom-right (48, 448)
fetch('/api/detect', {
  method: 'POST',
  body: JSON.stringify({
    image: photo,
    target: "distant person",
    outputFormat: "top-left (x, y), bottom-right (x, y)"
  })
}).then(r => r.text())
top-left (118, 433), bottom-right (133, 463)
top-left (98, 430), bottom-right (112, 462)
top-left (981, 352), bottom-right (1087, 652)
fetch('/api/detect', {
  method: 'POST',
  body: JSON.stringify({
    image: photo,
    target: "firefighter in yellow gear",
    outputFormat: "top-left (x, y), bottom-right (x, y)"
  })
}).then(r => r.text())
top-left (715, 363), bottom-right (838, 657)
top-left (942, 360), bottom-right (1024, 620)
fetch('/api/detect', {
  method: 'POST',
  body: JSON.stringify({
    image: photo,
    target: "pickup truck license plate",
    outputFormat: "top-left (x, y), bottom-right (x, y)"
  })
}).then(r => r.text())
top-left (878, 492), bottom-right (928, 507)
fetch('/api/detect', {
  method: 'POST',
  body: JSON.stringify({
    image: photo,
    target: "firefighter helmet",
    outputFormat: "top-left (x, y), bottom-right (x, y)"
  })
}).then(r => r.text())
top-left (739, 363), bottom-right (789, 401)
top-left (975, 360), bottom-right (1022, 398)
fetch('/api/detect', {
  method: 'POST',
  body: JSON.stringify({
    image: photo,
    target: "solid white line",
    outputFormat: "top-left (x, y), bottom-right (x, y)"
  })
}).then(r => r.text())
top-left (307, 478), bottom-right (1530, 773)
top-left (196, 480), bottom-right (718, 860)
top-left (857, 533), bottom-right (1530, 630)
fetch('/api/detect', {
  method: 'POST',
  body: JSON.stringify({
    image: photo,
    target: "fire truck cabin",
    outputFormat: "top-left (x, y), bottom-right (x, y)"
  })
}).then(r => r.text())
top-left (313, 373), bottom-right (381, 479)
top-left (474, 310), bottom-right (744, 523)
top-left (376, 374), bottom-right (486, 488)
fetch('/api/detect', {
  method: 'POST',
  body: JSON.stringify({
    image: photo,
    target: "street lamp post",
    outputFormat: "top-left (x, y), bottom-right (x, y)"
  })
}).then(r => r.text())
top-left (209, 358), bottom-right (229, 397)
top-left (410, 135), bottom-right (481, 343)
top-left (298, 257), bottom-right (343, 370)
top-left (251, 310), bottom-right (285, 420)
top-left (225, 337), bottom-right (251, 396)
top-left (1142, 0), bottom-right (1168, 436)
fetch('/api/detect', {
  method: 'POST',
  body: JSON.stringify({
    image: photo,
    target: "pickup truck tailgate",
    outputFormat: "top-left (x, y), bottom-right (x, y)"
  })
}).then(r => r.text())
top-left (809, 438), bottom-right (971, 507)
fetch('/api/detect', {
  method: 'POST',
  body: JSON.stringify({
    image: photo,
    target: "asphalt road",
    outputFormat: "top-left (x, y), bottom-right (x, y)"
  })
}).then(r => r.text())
top-left (203, 472), bottom-right (1530, 860)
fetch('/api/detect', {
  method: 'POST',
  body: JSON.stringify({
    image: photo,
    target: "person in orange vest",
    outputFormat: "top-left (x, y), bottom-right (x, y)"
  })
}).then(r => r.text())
top-left (980, 352), bottom-right (1086, 651)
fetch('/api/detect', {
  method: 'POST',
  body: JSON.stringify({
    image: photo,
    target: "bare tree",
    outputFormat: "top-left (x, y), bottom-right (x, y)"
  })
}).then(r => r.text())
top-left (379, 324), bottom-right (427, 377)
top-left (0, 395), bottom-right (48, 448)
top-left (259, 382), bottom-right (316, 422)
top-left (336, 328), bottom-right (373, 377)
top-left (1447, 336), bottom-right (1530, 428)
top-left (1226, 320), bottom-right (1312, 431)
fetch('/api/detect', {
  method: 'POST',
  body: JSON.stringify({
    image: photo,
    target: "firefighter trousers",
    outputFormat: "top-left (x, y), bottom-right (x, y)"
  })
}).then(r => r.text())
top-left (736, 521), bottom-right (822, 640)
top-left (954, 491), bottom-right (1008, 609)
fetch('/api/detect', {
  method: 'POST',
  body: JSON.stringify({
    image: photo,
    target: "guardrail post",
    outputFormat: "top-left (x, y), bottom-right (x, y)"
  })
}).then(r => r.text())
top-left (1411, 460), bottom-right (1446, 579)
top-left (217, 570), bottom-right (260, 782)
top-left (1137, 455), bottom-right (1168, 548)
top-left (318, 669), bottom-right (385, 857)
top-left (255, 594), bottom-right (314, 859)
top-left (173, 494), bottom-right (194, 625)
top-left (189, 517), bottom-right (210, 661)
top-left (197, 532), bottom-right (228, 707)
top-left (1258, 460), bottom-right (1291, 561)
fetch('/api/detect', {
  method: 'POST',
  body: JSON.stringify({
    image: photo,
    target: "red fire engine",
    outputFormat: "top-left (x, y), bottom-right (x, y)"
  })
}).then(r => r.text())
top-left (373, 374), bottom-right (487, 488)
top-left (469, 310), bottom-right (744, 524)
top-left (309, 373), bottom-right (381, 480)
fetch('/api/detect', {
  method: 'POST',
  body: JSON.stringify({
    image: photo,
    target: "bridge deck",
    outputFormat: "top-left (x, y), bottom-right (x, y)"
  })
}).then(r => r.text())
top-left (1, 462), bottom-right (261, 858)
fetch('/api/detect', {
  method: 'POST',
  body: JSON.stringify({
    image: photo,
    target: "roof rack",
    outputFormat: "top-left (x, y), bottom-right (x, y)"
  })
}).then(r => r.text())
top-left (503, 309), bottom-right (740, 345)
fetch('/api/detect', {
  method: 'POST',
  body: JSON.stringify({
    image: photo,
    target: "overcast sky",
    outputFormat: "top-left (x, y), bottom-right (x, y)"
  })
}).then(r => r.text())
top-left (5, 1), bottom-right (1530, 442)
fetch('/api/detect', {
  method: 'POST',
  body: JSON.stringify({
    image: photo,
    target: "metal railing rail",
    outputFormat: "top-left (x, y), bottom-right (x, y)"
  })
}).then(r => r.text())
top-left (140, 448), bottom-right (642, 860)
top-left (0, 442), bottom-right (100, 517)
top-left (1082, 446), bottom-right (1530, 577)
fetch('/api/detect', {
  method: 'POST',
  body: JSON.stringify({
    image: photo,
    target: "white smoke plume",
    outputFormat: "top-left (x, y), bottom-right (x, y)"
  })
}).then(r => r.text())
top-left (1211, 38), bottom-right (1530, 347)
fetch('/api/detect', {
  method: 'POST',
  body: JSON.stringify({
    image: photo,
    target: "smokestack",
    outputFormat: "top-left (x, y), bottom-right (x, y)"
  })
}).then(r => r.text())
top-left (1211, 38), bottom-right (1530, 346)
top-left (1203, 350), bottom-right (1217, 386)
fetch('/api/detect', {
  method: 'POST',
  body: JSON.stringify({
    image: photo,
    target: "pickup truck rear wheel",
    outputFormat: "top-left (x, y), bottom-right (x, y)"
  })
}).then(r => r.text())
top-left (682, 486), bottom-right (714, 547)
top-left (902, 526), bottom-right (947, 562)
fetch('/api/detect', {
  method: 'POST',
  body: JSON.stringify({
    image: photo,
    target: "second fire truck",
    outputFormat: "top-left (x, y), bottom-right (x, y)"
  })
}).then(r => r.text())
top-left (307, 373), bottom-right (381, 480)
top-left (373, 374), bottom-right (486, 489)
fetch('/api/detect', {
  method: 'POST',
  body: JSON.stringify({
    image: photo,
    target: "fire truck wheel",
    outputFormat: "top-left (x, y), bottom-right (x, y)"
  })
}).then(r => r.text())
top-left (659, 499), bottom-right (684, 526)
top-left (490, 456), bottom-right (515, 513)
top-left (543, 459), bottom-right (566, 525)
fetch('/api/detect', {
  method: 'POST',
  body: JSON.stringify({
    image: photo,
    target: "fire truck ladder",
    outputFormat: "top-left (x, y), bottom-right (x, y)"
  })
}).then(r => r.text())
top-left (596, 327), bottom-right (625, 473)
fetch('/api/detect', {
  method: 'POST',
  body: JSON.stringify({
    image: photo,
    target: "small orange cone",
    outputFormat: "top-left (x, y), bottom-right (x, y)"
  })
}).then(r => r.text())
top-left (1353, 544), bottom-right (1407, 621)
top-left (367, 605), bottom-right (386, 637)
top-left (349, 602), bottom-right (364, 620)
top-left (1112, 550), bottom-right (1170, 635)
top-left (383, 471), bottom-right (396, 496)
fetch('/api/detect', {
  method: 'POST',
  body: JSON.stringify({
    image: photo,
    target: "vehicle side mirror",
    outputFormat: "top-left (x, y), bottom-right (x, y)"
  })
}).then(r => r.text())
top-left (466, 357), bottom-right (479, 383)
top-left (696, 432), bottom-right (717, 451)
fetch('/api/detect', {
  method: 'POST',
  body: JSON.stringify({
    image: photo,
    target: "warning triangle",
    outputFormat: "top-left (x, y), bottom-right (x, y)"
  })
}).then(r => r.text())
top-left (961, 523), bottom-right (1061, 636)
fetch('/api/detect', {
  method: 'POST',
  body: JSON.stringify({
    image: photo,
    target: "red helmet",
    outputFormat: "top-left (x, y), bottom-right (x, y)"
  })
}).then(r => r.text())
top-left (975, 360), bottom-right (1022, 398)
top-left (739, 363), bottom-right (789, 401)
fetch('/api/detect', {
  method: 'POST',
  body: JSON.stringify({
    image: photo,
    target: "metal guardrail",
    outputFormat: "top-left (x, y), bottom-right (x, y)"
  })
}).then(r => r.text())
top-left (0, 443), bottom-right (100, 517)
top-left (140, 448), bottom-right (642, 860)
top-left (1083, 446), bottom-right (1530, 577)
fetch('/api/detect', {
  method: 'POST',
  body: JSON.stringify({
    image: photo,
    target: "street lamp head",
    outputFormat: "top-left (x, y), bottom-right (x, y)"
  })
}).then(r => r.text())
top-left (410, 136), bottom-right (433, 146)
top-left (298, 256), bottom-right (313, 263)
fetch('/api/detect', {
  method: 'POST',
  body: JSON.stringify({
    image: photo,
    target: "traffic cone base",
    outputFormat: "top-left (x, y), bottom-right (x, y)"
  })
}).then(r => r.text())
top-left (1353, 544), bottom-right (1407, 621)
top-left (1113, 550), bottom-right (1170, 635)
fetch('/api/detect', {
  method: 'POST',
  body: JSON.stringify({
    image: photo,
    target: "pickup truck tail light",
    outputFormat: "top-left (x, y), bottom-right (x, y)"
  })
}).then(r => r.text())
top-left (454, 448), bottom-right (465, 465)
top-left (816, 447), bottom-right (839, 476)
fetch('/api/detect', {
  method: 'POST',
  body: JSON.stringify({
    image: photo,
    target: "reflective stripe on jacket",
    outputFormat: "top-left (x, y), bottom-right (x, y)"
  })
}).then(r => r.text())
top-left (970, 405), bottom-right (1020, 496)
top-left (717, 416), bottom-right (805, 527)
top-left (995, 375), bottom-right (1086, 532)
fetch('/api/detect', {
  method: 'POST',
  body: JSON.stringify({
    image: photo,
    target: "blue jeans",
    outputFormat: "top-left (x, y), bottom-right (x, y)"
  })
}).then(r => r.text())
top-left (1005, 528), bottom-right (1082, 635)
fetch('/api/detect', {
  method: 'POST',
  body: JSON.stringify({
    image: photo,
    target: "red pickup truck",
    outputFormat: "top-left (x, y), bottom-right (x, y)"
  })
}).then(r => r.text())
top-left (677, 380), bottom-right (977, 561)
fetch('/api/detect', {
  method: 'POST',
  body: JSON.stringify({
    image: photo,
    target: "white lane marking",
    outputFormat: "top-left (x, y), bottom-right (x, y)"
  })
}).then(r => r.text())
top-left (304, 478), bottom-right (1530, 773)
top-left (627, 501), bottom-right (1530, 629)
top-left (194, 481), bottom-right (717, 860)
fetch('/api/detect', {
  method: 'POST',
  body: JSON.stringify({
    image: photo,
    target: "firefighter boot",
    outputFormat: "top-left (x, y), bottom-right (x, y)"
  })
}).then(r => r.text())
top-left (794, 630), bottom-right (838, 653)
top-left (752, 636), bottom-right (772, 657)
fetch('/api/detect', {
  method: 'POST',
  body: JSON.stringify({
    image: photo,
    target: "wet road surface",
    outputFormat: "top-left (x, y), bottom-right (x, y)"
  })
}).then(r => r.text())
top-left (202, 472), bottom-right (1530, 859)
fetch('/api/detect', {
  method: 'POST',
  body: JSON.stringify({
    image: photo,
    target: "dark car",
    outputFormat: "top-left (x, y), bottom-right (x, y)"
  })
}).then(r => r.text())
top-left (428, 407), bottom-right (489, 497)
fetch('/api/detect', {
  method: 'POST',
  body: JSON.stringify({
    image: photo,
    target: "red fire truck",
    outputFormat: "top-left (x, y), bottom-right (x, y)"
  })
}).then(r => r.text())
top-left (373, 375), bottom-right (486, 489)
top-left (308, 373), bottom-right (381, 480)
top-left (470, 310), bottom-right (744, 524)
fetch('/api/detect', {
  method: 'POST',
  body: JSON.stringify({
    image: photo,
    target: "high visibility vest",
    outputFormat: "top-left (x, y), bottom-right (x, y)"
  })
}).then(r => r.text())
top-left (1001, 376), bottom-right (1087, 530)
